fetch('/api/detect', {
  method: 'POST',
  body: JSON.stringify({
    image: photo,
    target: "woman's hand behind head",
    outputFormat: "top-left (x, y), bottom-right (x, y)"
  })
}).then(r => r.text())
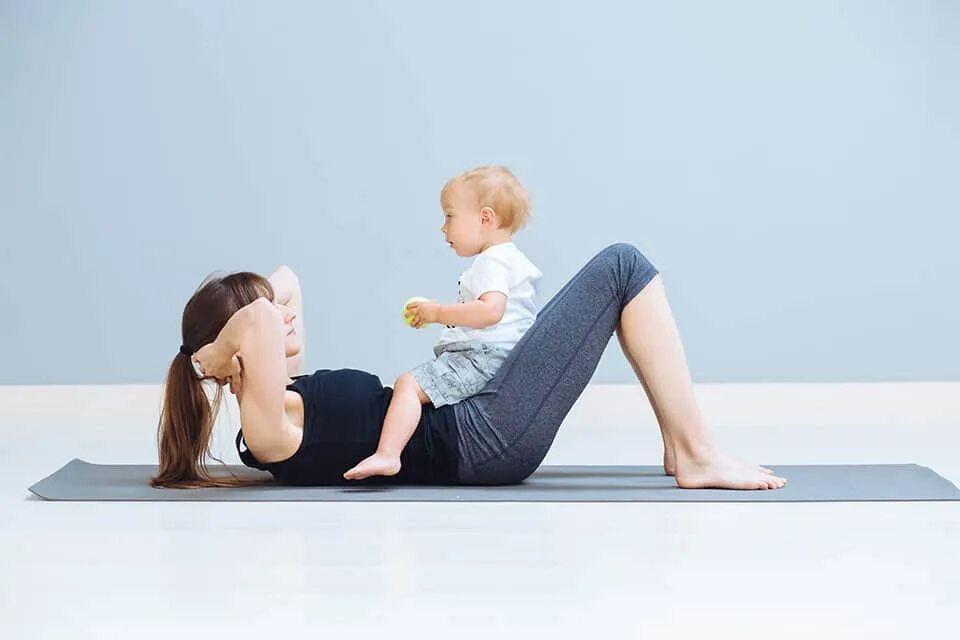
top-left (227, 364), bottom-right (244, 396)
top-left (194, 342), bottom-right (242, 386)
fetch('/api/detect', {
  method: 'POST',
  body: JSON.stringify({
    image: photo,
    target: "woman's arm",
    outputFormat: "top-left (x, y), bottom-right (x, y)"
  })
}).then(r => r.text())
top-left (268, 265), bottom-right (306, 377)
top-left (194, 298), bottom-right (298, 460)
top-left (234, 299), bottom-right (298, 460)
top-left (193, 301), bottom-right (260, 381)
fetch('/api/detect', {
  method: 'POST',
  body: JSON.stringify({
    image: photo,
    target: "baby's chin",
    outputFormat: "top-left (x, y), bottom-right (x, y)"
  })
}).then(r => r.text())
top-left (284, 340), bottom-right (303, 358)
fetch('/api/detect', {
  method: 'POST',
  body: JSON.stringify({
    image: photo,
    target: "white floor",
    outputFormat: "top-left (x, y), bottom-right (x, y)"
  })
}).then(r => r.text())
top-left (1, 383), bottom-right (958, 639)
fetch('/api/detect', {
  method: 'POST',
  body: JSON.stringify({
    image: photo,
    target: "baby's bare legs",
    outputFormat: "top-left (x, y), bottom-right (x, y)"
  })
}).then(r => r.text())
top-left (617, 276), bottom-right (784, 490)
top-left (343, 373), bottom-right (430, 481)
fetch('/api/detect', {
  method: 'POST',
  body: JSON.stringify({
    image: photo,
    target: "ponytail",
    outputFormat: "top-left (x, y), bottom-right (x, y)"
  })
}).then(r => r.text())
top-left (160, 269), bottom-right (276, 488)
top-left (151, 353), bottom-right (263, 488)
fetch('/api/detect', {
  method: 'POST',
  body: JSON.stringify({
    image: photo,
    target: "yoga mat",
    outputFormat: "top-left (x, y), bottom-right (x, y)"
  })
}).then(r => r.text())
top-left (28, 459), bottom-right (960, 502)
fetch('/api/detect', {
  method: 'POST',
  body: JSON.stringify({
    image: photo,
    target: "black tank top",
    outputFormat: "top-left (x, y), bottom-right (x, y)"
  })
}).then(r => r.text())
top-left (235, 368), bottom-right (461, 485)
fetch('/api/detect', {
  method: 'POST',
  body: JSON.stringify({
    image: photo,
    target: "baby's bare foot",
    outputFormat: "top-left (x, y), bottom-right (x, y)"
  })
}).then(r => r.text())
top-left (344, 453), bottom-right (402, 481)
top-left (675, 447), bottom-right (786, 490)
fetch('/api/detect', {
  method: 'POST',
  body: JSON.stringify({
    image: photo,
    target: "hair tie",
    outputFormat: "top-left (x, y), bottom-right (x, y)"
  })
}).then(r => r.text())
top-left (180, 345), bottom-right (205, 378)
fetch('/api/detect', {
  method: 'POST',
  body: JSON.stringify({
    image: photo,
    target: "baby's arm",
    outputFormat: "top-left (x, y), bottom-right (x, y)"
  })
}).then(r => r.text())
top-left (436, 292), bottom-right (507, 328)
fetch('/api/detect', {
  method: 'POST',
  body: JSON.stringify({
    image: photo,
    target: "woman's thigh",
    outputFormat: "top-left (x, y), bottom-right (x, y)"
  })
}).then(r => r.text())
top-left (452, 242), bottom-right (660, 484)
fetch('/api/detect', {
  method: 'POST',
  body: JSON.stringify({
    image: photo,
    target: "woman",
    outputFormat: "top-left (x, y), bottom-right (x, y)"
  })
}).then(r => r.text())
top-left (152, 244), bottom-right (786, 490)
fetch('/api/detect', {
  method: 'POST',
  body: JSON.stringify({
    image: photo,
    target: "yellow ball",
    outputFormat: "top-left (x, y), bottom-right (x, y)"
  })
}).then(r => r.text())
top-left (402, 297), bottom-right (430, 326)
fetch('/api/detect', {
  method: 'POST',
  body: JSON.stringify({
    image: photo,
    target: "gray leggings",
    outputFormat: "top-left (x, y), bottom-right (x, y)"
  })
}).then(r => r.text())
top-left (451, 243), bottom-right (660, 484)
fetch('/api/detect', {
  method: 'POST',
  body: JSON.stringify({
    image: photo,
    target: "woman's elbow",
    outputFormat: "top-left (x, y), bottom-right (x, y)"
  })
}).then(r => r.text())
top-left (248, 297), bottom-right (282, 325)
top-left (275, 265), bottom-right (300, 285)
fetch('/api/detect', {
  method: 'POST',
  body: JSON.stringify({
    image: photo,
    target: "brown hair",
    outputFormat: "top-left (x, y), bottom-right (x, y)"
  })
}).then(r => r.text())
top-left (441, 165), bottom-right (532, 233)
top-left (151, 272), bottom-right (275, 489)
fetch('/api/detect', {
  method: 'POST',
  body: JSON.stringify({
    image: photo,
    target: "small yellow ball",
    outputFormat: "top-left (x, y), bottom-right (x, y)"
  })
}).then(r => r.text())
top-left (402, 297), bottom-right (430, 326)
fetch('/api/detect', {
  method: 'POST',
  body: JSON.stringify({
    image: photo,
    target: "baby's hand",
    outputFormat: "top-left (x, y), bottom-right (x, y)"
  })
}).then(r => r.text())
top-left (405, 300), bottom-right (441, 329)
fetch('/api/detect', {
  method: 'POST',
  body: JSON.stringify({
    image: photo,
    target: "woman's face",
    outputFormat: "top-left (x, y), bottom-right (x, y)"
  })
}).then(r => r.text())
top-left (273, 301), bottom-right (302, 358)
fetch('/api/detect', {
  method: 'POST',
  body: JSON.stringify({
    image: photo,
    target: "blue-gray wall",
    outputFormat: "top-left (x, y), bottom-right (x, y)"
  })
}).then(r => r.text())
top-left (2, 1), bottom-right (957, 385)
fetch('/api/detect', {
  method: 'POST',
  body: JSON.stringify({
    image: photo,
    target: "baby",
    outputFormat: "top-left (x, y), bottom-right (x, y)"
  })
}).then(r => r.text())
top-left (344, 165), bottom-right (543, 481)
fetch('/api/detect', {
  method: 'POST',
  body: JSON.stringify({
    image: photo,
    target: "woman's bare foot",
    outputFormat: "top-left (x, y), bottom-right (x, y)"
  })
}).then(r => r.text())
top-left (663, 446), bottom-right (677, 476)
top-left (674, 445), bottom-right (786, 490)
top-left (663, 442), bottom-right (772, 477)
top-left (344, 453), bottom-right (402, 481)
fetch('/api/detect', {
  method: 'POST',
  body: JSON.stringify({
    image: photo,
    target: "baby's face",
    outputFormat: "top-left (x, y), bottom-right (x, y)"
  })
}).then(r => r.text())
top-left (440, 186), bottom-right (485, 256)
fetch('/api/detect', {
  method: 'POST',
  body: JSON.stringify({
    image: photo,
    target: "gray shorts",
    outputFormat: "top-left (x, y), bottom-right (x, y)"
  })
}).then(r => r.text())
top-left (409, 342), bottom-right (513, 408)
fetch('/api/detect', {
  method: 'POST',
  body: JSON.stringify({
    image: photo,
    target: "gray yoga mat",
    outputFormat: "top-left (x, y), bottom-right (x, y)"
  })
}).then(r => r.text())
top-left (28, 458), bottom-right (960, 502)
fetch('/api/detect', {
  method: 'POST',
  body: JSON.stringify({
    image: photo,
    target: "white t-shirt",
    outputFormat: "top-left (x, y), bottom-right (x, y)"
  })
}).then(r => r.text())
top-left (437, 242), bottom-right (543, 348)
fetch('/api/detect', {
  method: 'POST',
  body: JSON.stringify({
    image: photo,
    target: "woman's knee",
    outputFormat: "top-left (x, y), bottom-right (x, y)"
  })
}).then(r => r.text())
top-left (602, 242), bottom-right (648, 265)
top-left (600, 243), bottom-right (658, 296)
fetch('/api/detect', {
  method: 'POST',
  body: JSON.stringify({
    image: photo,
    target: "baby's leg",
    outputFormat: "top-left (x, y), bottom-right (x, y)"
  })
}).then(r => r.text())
top-left (343, 373), bottom-right (429, 480)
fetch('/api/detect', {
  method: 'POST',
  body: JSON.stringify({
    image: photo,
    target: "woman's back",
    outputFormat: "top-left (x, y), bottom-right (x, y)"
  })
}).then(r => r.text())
top-left (237, 368), bottom-right (461, 485)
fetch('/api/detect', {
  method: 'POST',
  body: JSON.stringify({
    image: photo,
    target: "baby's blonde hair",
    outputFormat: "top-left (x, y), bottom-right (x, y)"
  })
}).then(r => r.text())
top-left (441, 165), bottom-right (531, 233)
